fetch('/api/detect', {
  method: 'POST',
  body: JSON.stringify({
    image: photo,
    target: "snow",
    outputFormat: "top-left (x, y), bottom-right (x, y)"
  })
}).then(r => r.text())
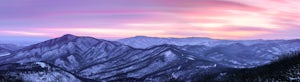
top-left (196, 64), bottom-right (217, 69)
top-left (219, 73), bottom-right (227, 76)
top-left (186, 56), bottom-right (195, 60)
top-left (118, 36), bottom-right (214, 48)
top-left (172, 72), bottom-right (179, 79)
top-left (0, 52), bottom-right (10, 56)
top-left (289, 77), bottom-right (300, 80)
top-left (20, 71), bottom-right (81, 82)
top-left (177, 66), bottom-right (182, 70)
top-left (35, 62), bottom-right (47, 68)
top-left (164, 51), bottom-right (177, 61)
top-left (117, 36), bottom-right (269, 48)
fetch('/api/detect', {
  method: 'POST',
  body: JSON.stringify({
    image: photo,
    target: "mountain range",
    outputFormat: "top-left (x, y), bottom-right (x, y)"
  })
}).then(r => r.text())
top-left (0, 34), bottom-right (300, 82)
top-left (0, 44), bottom-right (21, 57)
top-left (119, 36), bottom-right (300, 67)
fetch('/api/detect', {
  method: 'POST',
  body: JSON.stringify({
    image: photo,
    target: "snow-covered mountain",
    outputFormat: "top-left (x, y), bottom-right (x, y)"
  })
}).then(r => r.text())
top-left (0, 34), bottom-right (230, 81)
top-left (0, 44), bottom-right (21, 51)
top-left (179, 41), bottom-right (300, 68)
top-left (0, 62), bottom-right (93, 82)
top-left (118, 36), bottom-right (217, 48)
top-left (0, 34), bottom-right (300, 81)
top-left (119, 36), bottom-right (300, 67)
top-left (0, 39), bottom-right (43, 47)
top-left (218, 52), bottom-right (300, 82)
top-left (117, 36), bottom-right (279, 48)
top-left (0, 47), bottom-right (10, 57)
top-left (0, 44), bottom-right (22, 57)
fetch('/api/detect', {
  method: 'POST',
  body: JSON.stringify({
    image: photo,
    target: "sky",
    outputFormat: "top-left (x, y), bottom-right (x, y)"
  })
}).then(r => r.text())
top-left (0, 0), bottom-right (300, 42)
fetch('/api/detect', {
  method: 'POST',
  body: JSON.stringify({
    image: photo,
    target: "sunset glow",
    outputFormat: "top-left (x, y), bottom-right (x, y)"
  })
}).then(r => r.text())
top-left (0, 0), bottom-right (299, 40)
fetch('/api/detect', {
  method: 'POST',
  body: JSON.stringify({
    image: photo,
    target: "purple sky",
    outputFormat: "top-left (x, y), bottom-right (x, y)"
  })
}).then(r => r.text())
top-left (0, 0), bottom-right (300, 42)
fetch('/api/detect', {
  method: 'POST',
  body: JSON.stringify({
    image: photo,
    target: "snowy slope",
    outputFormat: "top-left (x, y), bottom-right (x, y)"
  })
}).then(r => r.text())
top-left (179, 40), bottom-right (300, 68)
top-left (118, 36), bottom-right (217, 48)
top-left (0, 44), bottom-right (21, 51)
top-left (0, 34), bottom-right (228, 81)
top-left (117, 36), bottom-right (275, 48)
top-left (0, 47), bottom-right (10, 57)
top-left (217, 52), bottom-right (300, 82)
top-left (0, 62), bottom-right (85, 82)
top-left (0, 44), bottom-right (22, 57)
top-left (119, 36), bottom-right (300, 67)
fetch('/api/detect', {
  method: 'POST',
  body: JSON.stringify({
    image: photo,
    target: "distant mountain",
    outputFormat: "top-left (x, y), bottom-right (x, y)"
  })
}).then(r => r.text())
top-left (0, 39), bottom-right (43, 47)
top-left (179, 40), bottom-right (300, 68)
top-left (117, 36), bottom-right (279, 48)
top-left (0, 44), bottom-right (21, 51)
top-left (0, 47), bottom-right (10, 57)
top-left (0, 44), bottom-right (22, 57)
top-left (119, 36), bottom-right (300, 67)
top-left (118, 36), bottom-right (216, 48)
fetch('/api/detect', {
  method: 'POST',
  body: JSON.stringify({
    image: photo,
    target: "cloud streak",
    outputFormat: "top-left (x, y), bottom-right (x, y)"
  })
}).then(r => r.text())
top-left (0, 0), bottom-right (299, 40)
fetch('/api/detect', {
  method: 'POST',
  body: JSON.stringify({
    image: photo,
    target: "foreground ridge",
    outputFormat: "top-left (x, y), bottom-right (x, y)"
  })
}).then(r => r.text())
top-left (218, 52), bottom-right (300, 82)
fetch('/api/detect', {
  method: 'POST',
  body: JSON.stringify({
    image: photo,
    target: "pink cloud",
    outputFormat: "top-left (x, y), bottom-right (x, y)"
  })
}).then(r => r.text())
top-left (0, 30), bottom-right (48, 37)
top-left (0, 0), bottom-right (299, 40)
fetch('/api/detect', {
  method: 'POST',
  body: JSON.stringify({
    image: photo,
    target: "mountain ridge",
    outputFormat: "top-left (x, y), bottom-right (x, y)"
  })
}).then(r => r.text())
top-left (1, 34), bottom-right (300, 81)
top-left (217, 52), bottom-right (300, 82)
top-left (0, 34), bottom-right (225, 81)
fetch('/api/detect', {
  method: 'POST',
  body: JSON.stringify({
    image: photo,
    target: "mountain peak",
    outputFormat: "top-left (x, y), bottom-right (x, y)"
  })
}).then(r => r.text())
top-left (60, 34), bottom-right (78, 40)
top-left (133, 36), bottom-right (153, 38)
top-left (62, 34), bottom-right (77, 38)
top-left (18, 34), bottom-right (79, 50)
top-left (130, 36), bottom-right (211, 39)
